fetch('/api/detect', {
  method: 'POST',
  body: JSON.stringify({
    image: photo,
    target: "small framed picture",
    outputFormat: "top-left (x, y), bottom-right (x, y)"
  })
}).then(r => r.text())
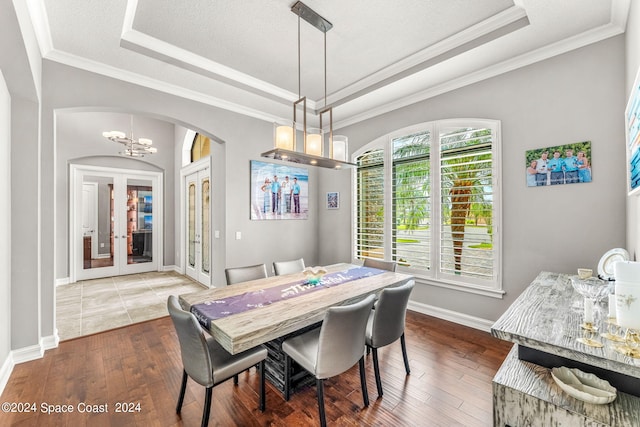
top-left (327, 192), bottom-right (339, 209)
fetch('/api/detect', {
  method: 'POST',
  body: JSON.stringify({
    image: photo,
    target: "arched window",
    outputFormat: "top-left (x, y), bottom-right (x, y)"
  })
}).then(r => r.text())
top-left (353, 119), bottom-right (503, 296)
top-left (191, 133), bottom-right (211, 162)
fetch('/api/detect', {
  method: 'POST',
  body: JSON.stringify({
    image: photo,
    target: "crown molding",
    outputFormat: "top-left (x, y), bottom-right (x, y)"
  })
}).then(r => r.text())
top-left (23, 0), bottom-right (53, 56)
top-left (121, 0), bottom-right (527, 113)
top-left (43, 49), bottom-right (284, 124)
top-left (334, 20), bottom-right (626, 130)
top-left (24, 0), bottom-right (631, 131)
top-left (611, 0), bottom-right (631, 31)
top-left (120, 0), bottom-right (317, 109)
top-left (326, 4), bottom-right (529, 108)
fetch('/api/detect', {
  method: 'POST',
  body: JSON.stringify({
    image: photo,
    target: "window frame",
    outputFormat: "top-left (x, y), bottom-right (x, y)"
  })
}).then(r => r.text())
top-left (352, 119), bottom-right (503, 297)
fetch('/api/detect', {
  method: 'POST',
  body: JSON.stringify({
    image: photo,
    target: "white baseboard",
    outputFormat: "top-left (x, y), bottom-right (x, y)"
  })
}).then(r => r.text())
top-left (57, 266), bottom-right (183, 286)
top-left (41, 333), bottom-right (59, 351)
top-left (407, 300), bottom-right (495, 332)
top-left (163, 264), bottom-right (182, 274)
top-left (10, 343), bottom-right (44, 365)
top-left (0, 333), bottom-right (59, 397)
top-left (0, 352), bottom-right (14, 398)
top-left (56, 277), bottom-right (70, 287)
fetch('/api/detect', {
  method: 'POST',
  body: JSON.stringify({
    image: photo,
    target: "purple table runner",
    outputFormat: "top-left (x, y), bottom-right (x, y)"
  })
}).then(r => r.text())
top-left (190, 266), bottom-right (385, 329)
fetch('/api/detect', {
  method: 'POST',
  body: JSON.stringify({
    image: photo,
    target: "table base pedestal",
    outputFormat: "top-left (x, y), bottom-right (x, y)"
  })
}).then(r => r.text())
top-left (263, 322), bottom-right (321, 396)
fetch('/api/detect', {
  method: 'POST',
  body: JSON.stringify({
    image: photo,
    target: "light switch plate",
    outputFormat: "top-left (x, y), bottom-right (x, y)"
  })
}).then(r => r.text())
top-left (235, 231), bottom-right (242, 240)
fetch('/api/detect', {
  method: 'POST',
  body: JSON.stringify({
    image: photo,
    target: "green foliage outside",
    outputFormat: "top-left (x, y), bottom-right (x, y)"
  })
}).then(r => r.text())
top-left (525, 141), bottom-right (591, 167)
top-left (358, 127), bottom-right (495, 274)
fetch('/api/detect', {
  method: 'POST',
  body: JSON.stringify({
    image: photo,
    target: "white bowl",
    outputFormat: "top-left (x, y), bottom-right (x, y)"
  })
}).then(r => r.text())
top-left (551, 367), bottom-right (616, 404)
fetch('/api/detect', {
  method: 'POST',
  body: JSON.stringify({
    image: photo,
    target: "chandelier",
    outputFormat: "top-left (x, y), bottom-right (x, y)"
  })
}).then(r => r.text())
top-left (262, 1), bottom-right (353, 169)
top-left (102, 116), bottom-right (157, 157)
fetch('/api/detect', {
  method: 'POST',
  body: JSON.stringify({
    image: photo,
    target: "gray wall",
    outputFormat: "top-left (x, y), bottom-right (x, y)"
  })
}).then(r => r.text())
top-left (31, 59), bottom-right (320, 352)
top-left (0, 0), bottom-right (43, 358)
top-left (55, 112), bottom-right (176, 277)
top-left (319, 35), bottom-right (627, 321)
top-left (0, 72), bottom-right (11, 375)
top-left (626, 2), bottom-right (640, 258)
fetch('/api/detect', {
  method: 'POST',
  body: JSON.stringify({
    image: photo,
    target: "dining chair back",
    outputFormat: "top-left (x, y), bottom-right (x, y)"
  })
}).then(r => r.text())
top-left (365, 279), bottom-right (415, 397)
top-left (282, 294), bottom-right (376, 427)
top-left (363, 258), bottom-right (397, 272)
top-left (167, 295), bottom-right (267, 427)
top-left (273, 258), bottom-right (305, 276)
top-left (225, 263), bottom-right (268, 285)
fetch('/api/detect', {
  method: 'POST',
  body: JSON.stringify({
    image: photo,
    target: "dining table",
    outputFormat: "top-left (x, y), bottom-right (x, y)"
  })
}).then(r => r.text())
top-left (178, 262), bottom-right (414, 395)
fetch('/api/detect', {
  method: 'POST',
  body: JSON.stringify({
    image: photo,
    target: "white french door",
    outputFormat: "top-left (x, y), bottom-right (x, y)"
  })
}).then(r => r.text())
top-left (71, 165), bottom-right (163, 282)
top-left (182, 157), bottom-right (211, 287)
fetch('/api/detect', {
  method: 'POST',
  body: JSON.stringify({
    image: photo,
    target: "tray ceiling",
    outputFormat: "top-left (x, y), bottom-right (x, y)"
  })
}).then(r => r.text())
top-left (29, 0), bottom-right (629, 128)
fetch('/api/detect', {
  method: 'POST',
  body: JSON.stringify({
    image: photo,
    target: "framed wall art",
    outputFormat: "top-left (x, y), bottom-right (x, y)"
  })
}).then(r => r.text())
top-left (626, 66), bottom-right (640, 195)
top-left (524, 141), bottom-right (592, 187)
top-left (250, 160), bottom-right (308, 220)
top-left (327, 192), bottom-right (339, 209)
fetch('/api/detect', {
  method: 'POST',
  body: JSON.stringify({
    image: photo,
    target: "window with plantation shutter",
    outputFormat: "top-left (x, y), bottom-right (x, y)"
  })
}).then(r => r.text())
top-left (355, 148), bottom-right (385, 260)
top-left (391, 131), bottom-right (431, 271)
top-left (439, 125), bottom-right (495, 283)
top-left (353, 119), bottom-right (502, 295)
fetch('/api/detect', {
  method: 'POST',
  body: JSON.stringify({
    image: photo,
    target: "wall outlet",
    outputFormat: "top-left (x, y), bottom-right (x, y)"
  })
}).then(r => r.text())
top-left (235, 231), bottom-right (242, 240)
top-left (215, 230), bottom-right (220, 239)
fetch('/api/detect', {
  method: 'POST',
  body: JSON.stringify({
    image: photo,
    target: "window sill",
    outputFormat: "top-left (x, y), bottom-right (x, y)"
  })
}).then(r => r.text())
top-left (412, 273), bottom-right (505, 299)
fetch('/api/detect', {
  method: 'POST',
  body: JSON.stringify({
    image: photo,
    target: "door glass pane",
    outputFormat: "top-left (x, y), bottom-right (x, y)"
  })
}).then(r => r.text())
top-left (201, 177), bottom-right (210, 274)
top-left (127, 179), bottom-right (153, 265)
top-left (188, 182), bottom-right (196, 268)
top-left (82, 176), bottom-right (114, 269)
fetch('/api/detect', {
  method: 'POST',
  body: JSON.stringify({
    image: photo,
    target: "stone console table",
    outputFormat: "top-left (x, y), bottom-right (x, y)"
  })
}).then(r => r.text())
top-left (491, 271), bottom-right (640, 426)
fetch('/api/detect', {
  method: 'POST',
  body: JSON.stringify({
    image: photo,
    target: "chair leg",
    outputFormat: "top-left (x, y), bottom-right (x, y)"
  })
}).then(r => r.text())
top-left (202, 387), bottom-right (212, 427)
top-left (358, 356), bottom-right (369, 407)
top-left (259, 360), bottom-right (266, 412)
top-left (284, 354), bottom-right (291, 401)
top-left (176, 370), bottom-right (188, 414)
top-left (372, 347), bottom-right (383, 397)
top-left (316, 378), bottom-right (327, 427)
top-left (366, 345), bottom-right (371, 356)
top-left (233, 374), bottom-right (239, 385)
top-left (401, 333), bottom-right (411, 375)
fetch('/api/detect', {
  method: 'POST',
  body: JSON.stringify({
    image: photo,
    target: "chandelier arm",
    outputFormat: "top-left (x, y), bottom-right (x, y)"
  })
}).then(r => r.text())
top-left (103, 116), bottom-right (155, 157)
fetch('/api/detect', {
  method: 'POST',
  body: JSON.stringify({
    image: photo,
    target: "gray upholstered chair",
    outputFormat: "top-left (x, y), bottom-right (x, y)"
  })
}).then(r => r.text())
top-left (282, 294), bottom-right (376, 427)
top-left (167, 295), bottom-right (267, 427)
top-left (365, 280), bottom-right (415, 397)
top-left (224, 263), bottom-right (268, 285)
top-left (363, 258), bottom-right (397, 272)
top-left (273, 258), bottom-right (305, 276)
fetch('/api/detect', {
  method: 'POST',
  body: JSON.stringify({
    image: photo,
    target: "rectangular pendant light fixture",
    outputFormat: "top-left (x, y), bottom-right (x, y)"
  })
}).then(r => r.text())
top-left (261, 1), bottom-right (354, 169)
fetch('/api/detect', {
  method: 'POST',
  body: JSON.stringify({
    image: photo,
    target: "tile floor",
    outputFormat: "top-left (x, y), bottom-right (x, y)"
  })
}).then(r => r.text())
top-left (56, 271), bottom-right (206, 341)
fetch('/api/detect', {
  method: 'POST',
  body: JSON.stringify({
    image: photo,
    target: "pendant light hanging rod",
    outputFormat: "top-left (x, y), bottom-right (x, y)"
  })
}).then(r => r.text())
top-left (319, 28), bottom-right (333, 159)
top-left (292, 6), bottom-right (306, 152)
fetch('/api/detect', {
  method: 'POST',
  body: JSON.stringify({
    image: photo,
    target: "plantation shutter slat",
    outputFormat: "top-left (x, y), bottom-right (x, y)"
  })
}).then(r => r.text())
top-left (356, 149), bottom-right (384, 260)
top-left (439, 126), bottom-right (495, 281)
top-left (391, 131), bottom-right (431, 270)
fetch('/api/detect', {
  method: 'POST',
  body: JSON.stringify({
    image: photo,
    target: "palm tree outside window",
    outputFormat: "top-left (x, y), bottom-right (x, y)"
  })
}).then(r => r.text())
top-left (354, 119), bottom-right (502, 293)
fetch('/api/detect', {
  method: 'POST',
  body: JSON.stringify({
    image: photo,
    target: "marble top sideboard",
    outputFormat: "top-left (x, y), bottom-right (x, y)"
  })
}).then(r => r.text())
top-left (491, 271), bottom-right (640, 383)
top-left (491, 272), bottom-right (640, 426)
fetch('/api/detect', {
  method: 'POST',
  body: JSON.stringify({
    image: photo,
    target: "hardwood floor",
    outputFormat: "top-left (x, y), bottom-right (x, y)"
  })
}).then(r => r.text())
top-left (0, 311), bottom-right (512, 426)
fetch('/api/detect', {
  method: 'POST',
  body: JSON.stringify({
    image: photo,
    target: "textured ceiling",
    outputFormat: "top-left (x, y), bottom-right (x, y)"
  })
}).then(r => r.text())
top-left (37, 0), bottom-right (626, 127)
